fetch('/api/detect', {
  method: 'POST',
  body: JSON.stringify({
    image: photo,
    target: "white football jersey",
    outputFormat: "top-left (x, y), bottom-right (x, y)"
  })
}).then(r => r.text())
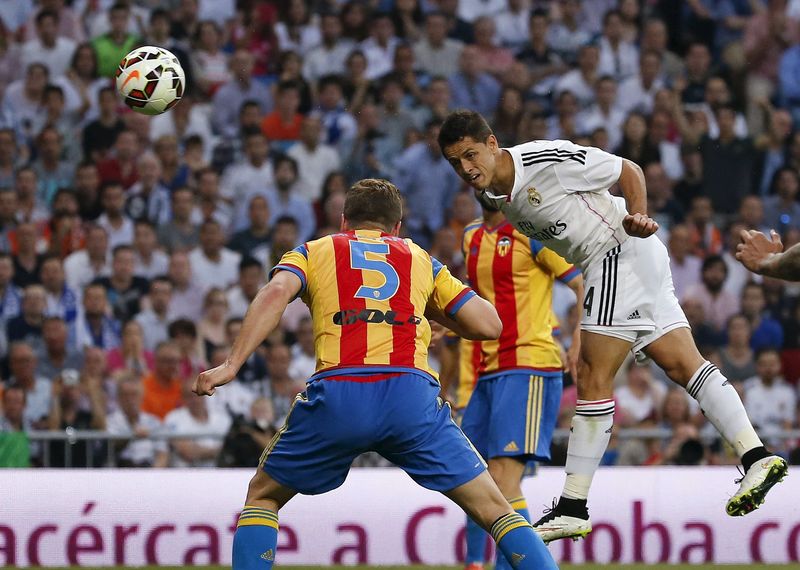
top-left (484, 140), bottom-right (629, 269)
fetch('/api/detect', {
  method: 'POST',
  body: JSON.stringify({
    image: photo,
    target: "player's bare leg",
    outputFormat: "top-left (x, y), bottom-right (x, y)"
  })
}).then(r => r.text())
top-left (644, 327), bottom-right (788, 516)
top-left (233, 469), bottom-right (297, 570)
top-left (445, 471), bottom-right (557, 569)
top-left (533, 331), bottom-right (631, 543)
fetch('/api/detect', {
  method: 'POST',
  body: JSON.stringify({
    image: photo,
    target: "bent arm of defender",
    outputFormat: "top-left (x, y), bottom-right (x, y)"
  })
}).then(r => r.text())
top-left (428, 296), bottom-right (502, 341)
top-left (617, 159), bottom-right (648, 216)
top-left (226, 270), bottom-right (301, 372)
top-left (759, 243), bottom-right (800, 280)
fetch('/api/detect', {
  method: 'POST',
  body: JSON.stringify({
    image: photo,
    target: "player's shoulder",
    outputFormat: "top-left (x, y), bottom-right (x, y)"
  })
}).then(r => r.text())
top-left (508, 138), bottom-right (586, 156)
top-left (463, 217), bottom-right (484, 238)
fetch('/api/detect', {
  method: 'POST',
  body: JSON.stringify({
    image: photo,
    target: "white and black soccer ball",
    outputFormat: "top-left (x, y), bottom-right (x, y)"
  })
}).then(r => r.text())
top-left (115, 46), bottom-right (185, 115)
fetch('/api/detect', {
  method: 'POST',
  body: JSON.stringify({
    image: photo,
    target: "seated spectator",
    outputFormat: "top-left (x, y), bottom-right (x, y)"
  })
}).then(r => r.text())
top-left (547, 0), bottom-right (592, 65)
top-left (0, 385), bottom-right (28, 432)
top-left (74, 283), bottom-right (121, 351)
top-left (715, 315), bottom-right (757, 384)
top-left (132, 221), bottom-right (169, 280)
top-left (204, 345), bottom-right (257, 420)
top-left (7, 342), bottom-right (51, 427)
top-left (39, 254), bottom-right (79, 326)
top-left (0, 252), bottom-right (22, 324)
top-left (225, 318), bottom-right (268, 391)
top-left (261, 80), bottom-right (303, 152)
top-left (64, 224), bottom-right (111, 292)
top-left (38, 316), bottom-right (83, 381)
top-left (7, 284), bottom-right (47, 355)
top-left (125, 154), bottom-right (171, 226)
top-left (682, 297), bottom-right (725, 355)
top-left (263, 155), bottom-right (316, 242)
top-left (287, 114), bottom-right (341, 203)
top-left (93, 245), bottom-right (149, 322)
top-left (449, 45), bottom-right (500, 118)
top-left (190, 20), bottom-right (231, 98)
top-left (4, 63), bottom-right (50, 141)
top-left (616, 362), bottom-right (666, 426)
top-left (198, 288), bottom-right (229, 362)
top-left (668, 224), bottom-right (701, 302)
top-left (740, 283), bottom-right (784, 352)
top-left (135, 276), bottom-right (173, 352)
top-left (744, 349), bottom-right (796, 447)
top-left (97, 182), bottom-right (134, 250)
top-left (153, 135), bottom-right (189, 192)
top-left (106, 374), bottom-right (168, 468)
top-left (168, 319), bottom-right (205, 382)
top-left (227, 257), bottom-right (264, 320)
top-left (303, 11), bottom-right (353, 82)
top-left (228, 195), bottom-right (271, 261)
top-left (216, 396), bottom-right (277, 468)
top-left (220, 132), bottom-right (275, 215)
top-left (211, 49), bottom-right (273, 139)
top-left (141, 341), bottom-right (183, 421)
top-left (91, 3), bottom-right (139, 77)
top-left (266, 343), bottom-right (306, 422)
top-left (167, 251), bottom-right (204, 322)
top-left (684, 255), bottom-right (739, 333)
top-left (472, 16), bottom-right (513, 76)
top-left (106, 320), bottom-right (154, 376)
top-left (46, 369), bottom-right (106, 467)
top-left (96, 130), bottom-right (140, 190)
top-left (21, 9), bottom-right (76, 80)
top-left (164, 379), bottom-right (231, 467)
top-left (614, 112), bottom-right (660, 173)
top-left (188, 219), bottom-right (241, 294)
top-left (288, 316), bottom-right (315, 382)
top-left (413, 11), bottom-right (463, 79)
top-left (82, 87), bottom-right (125, 164)
top-left (31, 127), bottom-right (74, 207)
top-left (267, 217), bottom-right (301, 269)
top-left (315, 74), bottom-right (358, 152)
top-left (157, 188), bottom-right (199, 254)
top-left (763, 167), bottom-right (800, 233)
top-left (11, 222), bottom-right (44, 289)
top-left (196, 167), bottom-right (233, 231)
top-left (554, 44), bottom-right (599, 109)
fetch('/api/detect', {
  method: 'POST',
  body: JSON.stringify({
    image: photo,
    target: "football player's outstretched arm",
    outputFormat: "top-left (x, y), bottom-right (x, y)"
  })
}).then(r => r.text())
top-left (427, 296), bottom-right (502, 341)
top-left (618, 158), bottom-right (659, 238)
top-left (193, 270), bottom-right (301, 395)
top-left (737, 229), bottom-right (800, 281)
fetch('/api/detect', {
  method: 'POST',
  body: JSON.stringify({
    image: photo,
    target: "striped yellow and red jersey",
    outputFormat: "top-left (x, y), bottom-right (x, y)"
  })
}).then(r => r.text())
top-left (271, 229), bottom-right (476, 380)
top-left (455, 219), bottom-right (579, 404)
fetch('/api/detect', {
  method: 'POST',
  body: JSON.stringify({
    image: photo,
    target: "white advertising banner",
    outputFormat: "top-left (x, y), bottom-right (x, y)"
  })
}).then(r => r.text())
top-left (2, 466), bottom-right (800, 566)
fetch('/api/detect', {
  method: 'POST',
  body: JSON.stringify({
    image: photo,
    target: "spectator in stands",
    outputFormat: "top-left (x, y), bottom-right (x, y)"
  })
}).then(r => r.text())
top-left (668, 224), bottom-right (702, 303)
top-left (547, 0), bottom-right (592, 65)
top-left (82, 87), bottom-right (124, 163)
top-left (93, 245), bottom-right (149, 322)
top-left (7, 284), bottom-right (47, 354)
top-left (580, 76), bottom-right (625, 150)
top-left (598, 9), bottom-right (638, 82)
top-left (644, 162), bottom-right (683, 232)
top-left (739, 196), bottom-right (770, 234)
top-left (141, 341), bottom-right (183, 420)
top-left (74, 283), bottom-right (120, 351)
top-left (617, 50), bottom-right (664, 115)
top-left (211, 49), bottom-right (273, 138)
top-left (164, 377), bottom-right (231, 467)
top-left (414, 12), bottom-right (463, 79)
top-left (763, 167), bottom-right (800, 233)
top-left (106, 374), bottom-right (168, 468)
top-left (740, 283), bottom-right (784, 351)
top-left (125, 153), bottom-right (171, 226)
top-left (394, 120), bottom-right (460, 248)
top-left (303, 11), bottom-right (352, 82)
top-left (472, 16), bottom-right (513, 77)
top-left (106, 319), bottom-right (153, 376)
top-left (716, 314), bottom-right (757, 383)
top-left (197, 287), bottom-right (228, 362)
top-left (38, 315), bottom-right (83, 380)
top-left (361, 12), bottom-right (400, 80)
top-left (744, 348), bottom-right (796, 445)
top-left (39, 254), bottom-right (78, 326)
top-left (493, 0), bottom-right (530, 53)
top-left (260, 80), bottom-right (303, 152)
top-left (167, 251), bottom-right (203, 322)
top-left (228, 195), bottom-right (271, 262)
top-left (153, 135), bottom-right (189, 192)
top-left (288, 316), bottom-right (315, 382)
top-left (756, 107), bottom-right (793, 196)
top-left (266, 343), bottom-right (305, 422)
top-left (315, 74), bottom-right (358, 151)
top-left (685, 196), bottom-right (723, 258)
top-left (287, 114), bottom-right (341, 203)
top-left (684, 255), bottom-right (739, 332)
top-left (227, 257), bottom-right (264, 320)
top-left (4, 63), bottom-right (49, 140)
top-left (680, 42), bottom-right (712, 104)
top-left (157, 188), bottom-right (199, 253)
top-left (189, 19), bottom-right (230, 98)
top-left (555, 43), bottom-right (600, 109)
top-left (91, 2), bottom-right (139, 78)
top-left (97, 128), bottom-right (139, 187)
top-left (188, 219), bottom-right (241, 294)
top-left (73, 162), bottom-right (102, 223)
top-left (268, 217), bottom-right (301, 270)
top-left (343, 103), bottom-right (393, 182)
top-left (0, 130), bottom-right (18, 190)
top-left (46, 368), bottom-right (106, 467)
top-left (11, 222), bottom-right (42, 288)
top-left (0, 253), bottom-right (22, 324)
top-left (132, 221), bottom-right (168, 280)
top-left (224, 317), bottom-right (268, 391)
top-left (134, 276), bottom-right (172, 352)
top-left (64, 224), bottom-right (110, 292)
top-left (263, 155), bottom-right (315, 242)
top-left (0, 385), bottom-right (28, 432)
top-left (7, 341), bottom-right (51, 427)
top-left (220, 132), bottom-right (275, 211)
top-left (21, 9), bottom-right (76, 78)
top-left (616, 362), bottom-right (665, 426)
top-left (449, 45), bottom-right (501, 118)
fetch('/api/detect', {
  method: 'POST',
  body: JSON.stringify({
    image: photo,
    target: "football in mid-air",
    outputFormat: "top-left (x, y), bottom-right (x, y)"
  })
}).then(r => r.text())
top-left (115, 46), bottom-right (185, 115)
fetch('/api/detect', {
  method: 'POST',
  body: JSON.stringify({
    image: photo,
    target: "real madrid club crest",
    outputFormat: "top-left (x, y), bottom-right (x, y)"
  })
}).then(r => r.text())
top-left (497, 236), bottom-right (512, 257)
top-left (527, 187), bottom-right (541, 206)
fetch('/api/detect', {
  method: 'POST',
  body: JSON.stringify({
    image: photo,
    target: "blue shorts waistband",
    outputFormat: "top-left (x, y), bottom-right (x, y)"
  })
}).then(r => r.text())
top-left (310, 365), bottom-right (438, 384)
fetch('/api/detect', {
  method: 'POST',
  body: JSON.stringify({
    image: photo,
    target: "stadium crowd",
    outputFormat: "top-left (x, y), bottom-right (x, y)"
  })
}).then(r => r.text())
top-left (0, 0), bottom-right (800, 469)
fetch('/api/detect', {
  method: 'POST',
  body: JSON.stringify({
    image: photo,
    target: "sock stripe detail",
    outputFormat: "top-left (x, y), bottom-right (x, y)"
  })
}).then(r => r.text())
top-left (510, 497), bottom-right (528, 510)
top-left (237, 517), bottom-right (279, 529)
top-left (490, 512), bottom-right (530, 543)
top-left (575, 399), bottom-right (616, 417)
top-left (237, 507), bottom-right (279, 528)
top-left (688, 362), bottom-right (719, 398)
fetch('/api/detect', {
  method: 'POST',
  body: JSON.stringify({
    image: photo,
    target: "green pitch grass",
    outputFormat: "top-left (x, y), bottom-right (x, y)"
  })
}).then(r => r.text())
top-left (54, 564), bottom-right (795, 570)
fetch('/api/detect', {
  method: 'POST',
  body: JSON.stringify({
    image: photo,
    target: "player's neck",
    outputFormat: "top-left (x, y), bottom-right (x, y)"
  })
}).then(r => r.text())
top-left (490, 148), bottom-right (516, 196)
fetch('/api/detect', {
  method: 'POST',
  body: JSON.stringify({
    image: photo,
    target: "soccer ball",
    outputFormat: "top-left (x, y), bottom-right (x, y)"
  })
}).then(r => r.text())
top-left (115, 46), bottom-right (185, 115)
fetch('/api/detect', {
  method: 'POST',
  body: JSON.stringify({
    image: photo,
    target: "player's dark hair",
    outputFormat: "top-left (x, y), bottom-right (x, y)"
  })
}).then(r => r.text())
top-left (438, 110), bottom-right (494, 152)
top-left (343, 179), bottom-right (403, 232)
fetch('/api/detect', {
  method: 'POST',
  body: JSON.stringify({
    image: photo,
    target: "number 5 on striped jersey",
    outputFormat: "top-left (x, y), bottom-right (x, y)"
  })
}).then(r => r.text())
top-left (350, 241), bottom-right (400, 301)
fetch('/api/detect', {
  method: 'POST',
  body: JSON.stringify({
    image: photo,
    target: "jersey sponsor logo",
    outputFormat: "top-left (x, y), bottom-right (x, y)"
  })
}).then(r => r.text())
top-left (497, 236), bottom-right (512, 257)
top-left (517, 219), bottom-right (568, 242)
top-left (527, 187), bottom-right (542, 206)
top-left (332, 308), bottom-right (422, 326)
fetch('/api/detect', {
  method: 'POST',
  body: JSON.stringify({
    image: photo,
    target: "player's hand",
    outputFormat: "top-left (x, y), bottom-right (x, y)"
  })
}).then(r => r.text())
top-left (622, 213), bottom-right (659, 238)
top-left (736, 229), bottom-right (783, 274)
top-left (565, 338), bottom-right (580, 378)
top-left (193, 363), bottom-right (237, 396)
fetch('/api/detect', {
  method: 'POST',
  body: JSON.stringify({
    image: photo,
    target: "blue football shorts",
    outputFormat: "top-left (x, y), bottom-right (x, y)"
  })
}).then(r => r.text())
top-left (460, 370), bottom-right (563, 464)
top-left (260, 369), bottom-right (486, 495)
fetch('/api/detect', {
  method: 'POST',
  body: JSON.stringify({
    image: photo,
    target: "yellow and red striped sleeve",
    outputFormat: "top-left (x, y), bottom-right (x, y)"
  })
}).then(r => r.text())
top-left (430, 257), bottom-right (476, 317)
top-left (530, 239), bottom-right (580, 283)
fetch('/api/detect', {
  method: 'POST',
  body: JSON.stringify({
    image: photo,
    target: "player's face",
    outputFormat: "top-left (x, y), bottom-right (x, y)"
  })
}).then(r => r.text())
top-left (443, 136), bottom-right (498, 190)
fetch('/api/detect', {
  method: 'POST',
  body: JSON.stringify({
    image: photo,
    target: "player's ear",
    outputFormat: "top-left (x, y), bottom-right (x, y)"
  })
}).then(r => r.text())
top-left (486, 134), bottom-right (498, 151)
top-left (340, 214), bottom-right (348, 231)
top-left (390, 221), bottom-right (402, 237)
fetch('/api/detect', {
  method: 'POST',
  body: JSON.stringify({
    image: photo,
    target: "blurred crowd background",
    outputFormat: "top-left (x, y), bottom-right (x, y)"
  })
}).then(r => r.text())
top-left (0, 0), bottom-right (799, 469)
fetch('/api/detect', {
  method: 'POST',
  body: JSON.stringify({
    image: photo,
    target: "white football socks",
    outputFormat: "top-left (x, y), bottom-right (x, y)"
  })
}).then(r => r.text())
top-left (562, 399), bottom-right (615, 501)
